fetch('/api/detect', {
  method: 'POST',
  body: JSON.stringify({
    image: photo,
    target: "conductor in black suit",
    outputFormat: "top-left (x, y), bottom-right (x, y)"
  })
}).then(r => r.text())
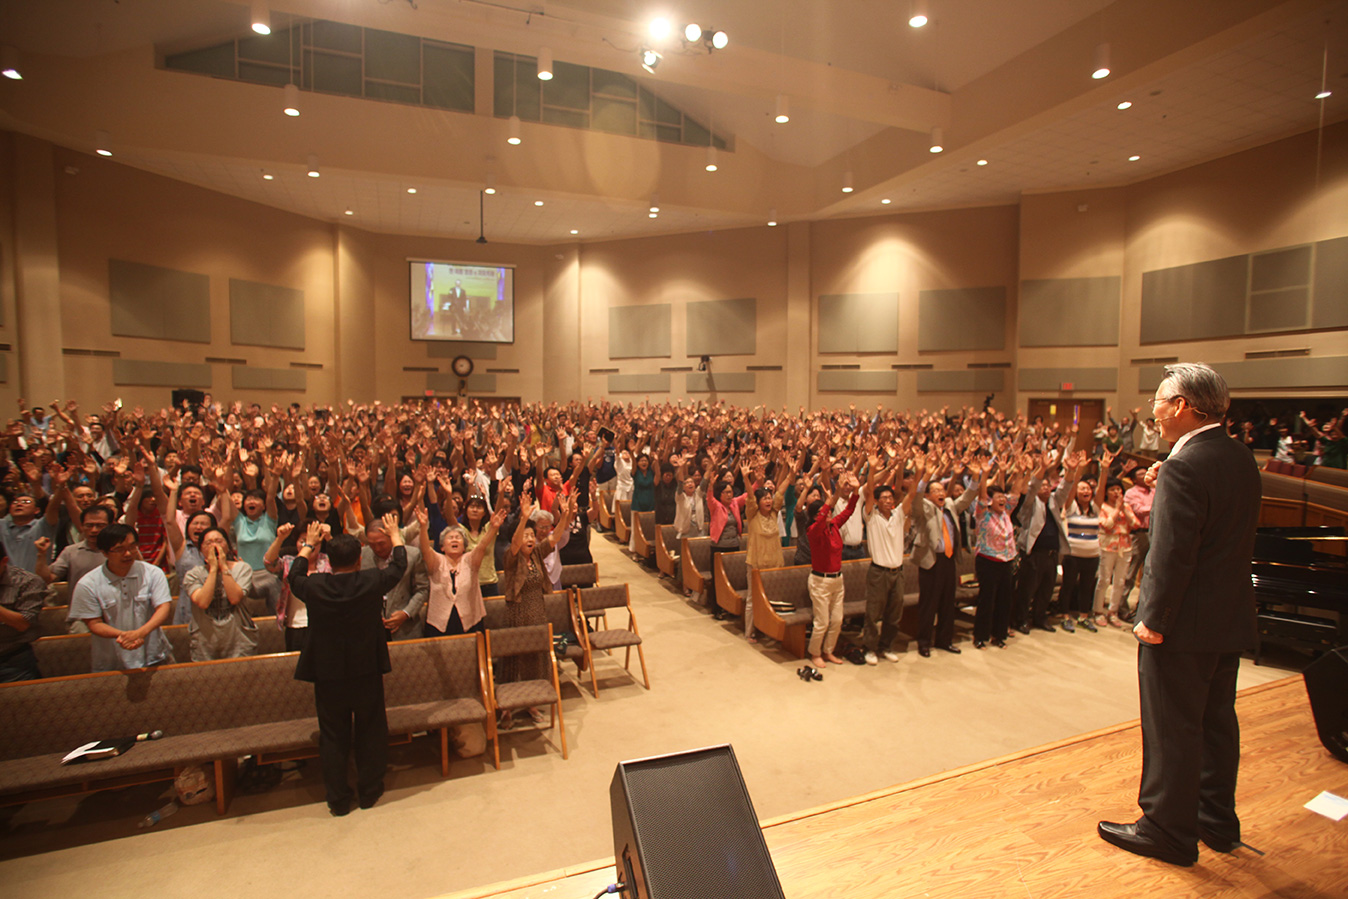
top-left (289, 514), bottom-right (408, 816)
top-left (1098, 363), bottom-right (1260, 866)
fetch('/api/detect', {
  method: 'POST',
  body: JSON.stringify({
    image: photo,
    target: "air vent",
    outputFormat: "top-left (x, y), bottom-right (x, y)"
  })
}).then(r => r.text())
top-left (589, 368), bottom-right (619, 374)
top-left (0, 343), bottom-right (11, 351)
top-left (660, 366), bottom-right (694, 372)
top-left (891, 363), bottom-right (934, 370)
top-left (967, 361), bottom-right (1012, 369)
top-left (205, 356), bottom-right (247, 364)
top-left (1130, 356), bottom-right (1179, 365)
top-left (403, 366), bottom-right (438, 372)
top-left (62, 347), bottom-right (121, 357)
top-left (821, 364), bottom-right (861, 370)
top-left (746, 365), bottom-right (782, 371)
top-left (290, 361), bottom-right (324, 369)
top-left (1245, 348), bottom-right (1309, 359)
top-left (485, 368), bottom-right (519, 374)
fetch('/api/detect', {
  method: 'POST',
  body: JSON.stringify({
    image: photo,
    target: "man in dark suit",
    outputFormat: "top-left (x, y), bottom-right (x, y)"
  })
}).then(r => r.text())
top-left (289, 513), bottom-right (408, 817)
top-left (1098, 363), bottom-right (1261, 866)
top-left (906, 455), bottom-right (978, 657)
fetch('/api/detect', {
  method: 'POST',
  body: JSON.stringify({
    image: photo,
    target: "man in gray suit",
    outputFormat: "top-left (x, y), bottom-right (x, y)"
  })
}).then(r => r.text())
top-left (1098, 363), bottom-right (1261, 866)
top-left (907, 456), bottom-right (978, 657)
top-left (361, 520), bottom-right (429, 641)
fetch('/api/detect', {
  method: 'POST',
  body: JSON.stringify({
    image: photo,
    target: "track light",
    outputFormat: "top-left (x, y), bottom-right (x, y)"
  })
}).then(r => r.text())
top-left (705, 146), bottom-right (718, 172)
top-left (841, 171), bottom-right (853, 193)
top-left (929, 127), bottom-right (944, 153)
top-left (711, 30), bottom-right (728, 50)
top-left (649, 18), bottom-right (672, 41)
top-left (775, 94), bottom-right (790, 124)
top-left (649, 195), bottom-right (660, 213)
top-left (685, 23), bottom-right (703, 42)
top-left (484, 173), bottom-right (496, 195)
top-left (251, 1), bottom-right (271, 35)
top-left (908, 1), bottom-right (928, 28)
top-left (1, 45), bottom-right (22, 80)
top-left (1092, 42), bottom-right (1111, 80)
top-left (283, 82), bottom-right (300, 116)
top-left (537, 48), bottom-right (553, 81)
top-left (94, 130), bottom-right (112, 157)
top-left (306, 154), bottom-right (320, 177)
top-left (507, 115), bottom-right (521, 145)
top-left (640, 47), bottom-right (661, 73)
top-left (767, 209), bottom-right (778, 227)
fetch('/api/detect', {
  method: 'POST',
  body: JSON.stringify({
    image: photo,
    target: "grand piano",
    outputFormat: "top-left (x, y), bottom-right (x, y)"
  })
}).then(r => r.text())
top-left (1252, 526), bottom-right (1348, 662)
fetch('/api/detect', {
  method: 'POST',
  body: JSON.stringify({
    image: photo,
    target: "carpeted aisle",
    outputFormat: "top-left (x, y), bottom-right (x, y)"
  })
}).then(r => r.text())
top-left (0, 528), bottom-right (1292, 899)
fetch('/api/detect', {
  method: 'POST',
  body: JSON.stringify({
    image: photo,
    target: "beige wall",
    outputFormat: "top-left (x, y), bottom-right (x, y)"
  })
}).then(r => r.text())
top-left (2, 121), bottom-right (1344, 420)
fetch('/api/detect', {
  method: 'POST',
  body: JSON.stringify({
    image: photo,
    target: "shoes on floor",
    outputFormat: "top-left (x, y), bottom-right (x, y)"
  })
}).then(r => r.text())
top-left (918, 646), bottom-right (932, 658)
top-left (991, 638), bottom-right (1007, 648)
top-left (864, 651), bottom-right (879, 666)
top-left (882, 650), bottom-right (901, 662)
top-left (497, 711), bottom-right (515, 731)
top-left (1108, 614), bottom-right (1125, 628)
top-left (1034, 623), bottom-right (1056, 633)
top-left (936, 644), bottom-right (961, 655)
top-left (1079, 617), bottom-right (1098, 633)
top-left (1015, 624), bottom-right (1031, 636)
top-left (358, 783), bottom-right (384, 810)
top-left (1198, 829), bottom-right (1245, 854)
top-left (528, 707), bottom-right (547, 725)
top-left (1061, 617), bottom-right (1077, 633)
top-left (1095, 614), bottom-right (1110, 628)
top-left (328, 799), bottom-right (352, 817)
top-left (974, 639), bottom-right (987, 650)
top-left (1097, 821), bottom-right (1196, 867)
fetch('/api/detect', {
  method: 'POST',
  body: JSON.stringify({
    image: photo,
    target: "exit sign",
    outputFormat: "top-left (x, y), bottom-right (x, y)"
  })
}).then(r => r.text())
top-left (1061, 382), bottom-right (1075, 391)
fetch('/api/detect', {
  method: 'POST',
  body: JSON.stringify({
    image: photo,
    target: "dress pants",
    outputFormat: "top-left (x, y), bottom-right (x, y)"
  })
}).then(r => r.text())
top-left (314, 673), bottom-right (389, 808)
top-left (1014, 548), bottom-right (1058, 628)
top-left (916, 553), bottom-right (957, 650)
top-left (425, 606), bottom-right (484, 637)
top-left (862, 564), bottom-right (904, 653)
top-left (1136, 647), bottom-right (1242, 854)
top-left (806, 573), bottom-right (845, 656)
top-left (972, 554), bottom-right (1013, 643)
top-left (1057, 555), bottom-right (1099, 616)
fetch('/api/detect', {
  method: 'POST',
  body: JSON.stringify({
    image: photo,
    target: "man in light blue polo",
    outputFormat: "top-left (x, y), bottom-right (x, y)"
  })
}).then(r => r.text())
top-left (68, 523), bottom-right (174, 672)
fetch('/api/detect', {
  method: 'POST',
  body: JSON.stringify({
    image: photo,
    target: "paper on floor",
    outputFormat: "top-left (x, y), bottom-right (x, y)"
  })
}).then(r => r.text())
top-left (1303, 791), bottom-right (1348, 822)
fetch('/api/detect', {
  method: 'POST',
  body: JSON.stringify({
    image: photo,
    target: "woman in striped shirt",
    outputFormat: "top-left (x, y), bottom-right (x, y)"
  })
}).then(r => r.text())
top-left (1055, 452), bottom-right (1109, 633)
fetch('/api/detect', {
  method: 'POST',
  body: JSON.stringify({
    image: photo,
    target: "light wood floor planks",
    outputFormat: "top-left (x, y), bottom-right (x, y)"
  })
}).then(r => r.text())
top-left (441, 676), bottom-right (1348, 899)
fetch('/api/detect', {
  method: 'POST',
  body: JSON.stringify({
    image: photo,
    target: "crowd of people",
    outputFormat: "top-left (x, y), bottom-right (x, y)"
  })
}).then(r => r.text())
top-left (0, 390), bottom-right (1207, 687)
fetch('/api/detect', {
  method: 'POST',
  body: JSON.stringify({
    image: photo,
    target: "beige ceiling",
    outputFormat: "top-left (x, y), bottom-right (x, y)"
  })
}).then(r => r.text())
top-left (1, 0), bottom-right (1345, 244)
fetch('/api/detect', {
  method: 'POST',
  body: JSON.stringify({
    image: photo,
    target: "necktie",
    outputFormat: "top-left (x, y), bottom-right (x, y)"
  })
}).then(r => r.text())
top-left (941, 513), bottom-right (954, 559)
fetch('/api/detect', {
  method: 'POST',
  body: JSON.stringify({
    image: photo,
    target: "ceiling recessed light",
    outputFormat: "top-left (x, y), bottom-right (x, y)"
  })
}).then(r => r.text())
top-left (976, 159), bottom-right (988, 166)
top-left (648, 212), bottom-right (658, 218)
top-left (343, 208), bottom-right (353, 216)
top-left (1315, 89), bottom-right (1332, 100)
top-left (842, 170), bottom-right (854, 193)
top-left (881, 198), bottom-right (891, 205)
top-left (1092, 42), bottom-right (1111, 80)
top-left (406, 187), bottom-right (417, 194)
top-left (283, 83), bottom-right (300, 117)
top-left (507, 115), bottom-right (521, 145)
top-left (570, 229), bottom-right (579, 235)
top-left (94, 130), bottom-right (112, 157)
top-left (1128, 154), bottom-right (1141, 161)
top-left (1117, 100), bottom-right (1132, 110)
top-left (534, 200), bottom-right (544, 206)
top-left (306, 154), bottom-right (320, 177)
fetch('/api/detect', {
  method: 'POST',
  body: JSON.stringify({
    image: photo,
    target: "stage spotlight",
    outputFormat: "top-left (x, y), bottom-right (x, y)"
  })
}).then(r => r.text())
top-left (641, 47), bottom-right (662, 73)
top-left (711, 30), bottom-right (729, 50)
top-left (537, 48), bottom-right (553, 81)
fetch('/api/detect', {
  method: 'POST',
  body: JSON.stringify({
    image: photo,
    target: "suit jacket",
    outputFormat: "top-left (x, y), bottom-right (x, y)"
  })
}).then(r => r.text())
top-left (1138, 428), bottom-right (1260, 653)
top-left (359, 544), bottom-right (429, 641)
top-left (908, 483), bottom-right (977, 570)
top-left (289, 547), bottom-right (407, 682)
top-left (1014, 474), bottom-right (1075, 555)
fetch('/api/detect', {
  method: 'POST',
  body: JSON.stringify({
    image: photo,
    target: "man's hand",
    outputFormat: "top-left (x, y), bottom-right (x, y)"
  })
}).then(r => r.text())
top-left (1144, 461), bottom-right (1162, 489)
top-left (1134, 621), bottom-right (1164, 644)
top-left (383, 611), bottom-right (409, 632)
top-left (382, 511), bottom-right (404, 546)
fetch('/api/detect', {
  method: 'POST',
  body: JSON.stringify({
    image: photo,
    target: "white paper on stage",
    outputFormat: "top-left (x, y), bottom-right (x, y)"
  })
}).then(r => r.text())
top-left (1303, 790), bottom-right (1348, 821)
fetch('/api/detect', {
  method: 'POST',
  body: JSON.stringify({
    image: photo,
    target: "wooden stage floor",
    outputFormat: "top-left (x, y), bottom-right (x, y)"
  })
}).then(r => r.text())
top-left (441, 675), bottom-right (1348, 899)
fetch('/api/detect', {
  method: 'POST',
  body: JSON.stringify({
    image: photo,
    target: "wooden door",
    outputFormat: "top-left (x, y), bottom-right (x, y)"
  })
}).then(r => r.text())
top-left (1026, 398), bottom-right (1105, 455)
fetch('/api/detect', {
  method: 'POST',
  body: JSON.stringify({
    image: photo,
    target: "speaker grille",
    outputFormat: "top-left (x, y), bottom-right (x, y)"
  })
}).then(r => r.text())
top-left (619, 748), bottom-right (783, 898)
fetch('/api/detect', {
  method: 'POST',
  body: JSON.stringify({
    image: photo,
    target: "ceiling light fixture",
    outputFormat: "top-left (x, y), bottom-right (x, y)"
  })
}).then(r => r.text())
top-left (537, 48), bottom-right (553, 81)
top-left (908, 1), bottom-right (928, 28)
top-left (711, 30), bottom-right (729, 50)
top-left (705, 145), bottom-right (718, 172)
top-left (767, 208), bottom-right (778, 226)
top-left (484, 173), bottom-right (496, 195)
top-left (306, 154), bottom-right (320, 177)
top-left (649, 195), bottom-right (660, 213)
top-left (250, 0), bottom-right (271, 35)
top-left (775, 94), bottom-right (790, 124)
top-left (1128, 154), bottom-right (1140, 161)
top-left (929, 127), bottom-right (944, 153)
top-left (1117, 100), bottom-right (1132, 110)
top-left (881, 198), bottom-right (892, 205)
top-left (649, 18), bottom-right (672, 41)
top-left (1316, 88), bottom-right (1332, 100)
top-left (1092, 42), bottom-right (1111, 80)
top-left (406, 187), bottom-right (417, 194)
top-left (507, 115), bottom-right (521, 145)
top-left (1, 45), bottom-right (23, 80)
top-left (261, 170), bottom-right (274, 180)
top-left (570, 229), bottom-right (579, 235)
top-left (283, 83), bottom-right (300, 116)
top-left (1317, 43), bottom-right (1332, 99)
top-left (94, 130), bottom-right (112, 157)
top-left (841, 171), bottom-right (853, 193)
top-left (640, 47), bottom-right (661, 73)
top-left (648, 211), bottom-right (658, 219)
top-left (534, 200), bottom-right (544, 206)
top-left (684, 23), bottom-right (702, 42)
top-left (976, 159), bottom-right (988, 166)
top-left (343, 208), bottom-right (353, 216)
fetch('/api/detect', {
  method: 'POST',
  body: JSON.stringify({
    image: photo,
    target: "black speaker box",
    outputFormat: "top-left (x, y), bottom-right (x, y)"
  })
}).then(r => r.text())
top-left (610, 745), bottom-right (785, 899)
top-left (1303, 646), bottom-right (1348, 763)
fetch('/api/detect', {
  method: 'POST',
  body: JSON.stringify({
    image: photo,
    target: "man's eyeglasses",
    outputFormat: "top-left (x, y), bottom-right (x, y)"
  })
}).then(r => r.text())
top-left (1152, 395), bottom-right (1186, 408)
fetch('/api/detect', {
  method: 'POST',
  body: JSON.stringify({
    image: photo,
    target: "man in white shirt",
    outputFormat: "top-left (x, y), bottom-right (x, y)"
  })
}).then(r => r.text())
top-left (861, 464), bottom-right (911, 665)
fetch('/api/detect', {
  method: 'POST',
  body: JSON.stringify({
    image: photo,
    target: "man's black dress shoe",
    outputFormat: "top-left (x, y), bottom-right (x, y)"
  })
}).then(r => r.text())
top-left (1035, 623), bottom-right (1056, 633)
top-left (358, 782), bottom-right (385, 810)
top-left (328, 799), bottom-right (352, 817)
top-left (1097, 821), bottom-right (1196, 867)
top-left (1015, 624), bottom-right (1031, 636)
top-left (918, 646), bottom-right (932, 658)
top-left (974, 639), bottom-right (986, 650)
top-left (937, 644), bottom-right (961, 655)
top-left (991, 638), bottom-right (1007, 648)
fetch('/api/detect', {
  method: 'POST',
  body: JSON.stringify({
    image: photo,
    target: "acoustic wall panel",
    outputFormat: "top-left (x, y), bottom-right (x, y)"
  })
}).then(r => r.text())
top-left (1250, 246), bottom-right (1311, 292)
top-left (609, 304), bottom-right (671, 358)
top-left (686, 297), bottom-right (757, 356)
top-left (229, 279), bottom-right (306, 349)
top-left (231, 366), bottom-right (306, 391)
top-left (1019, 277), bottom-right (1121, 347)
top-left (916, 369), bottom-right (1005, 393)
top-left (1248, 288), bottom-right (1310, 332)
top-left (1139, 255), bottom-right (1247, 344)
top-left (109, 259), bottom-right (211, 342)
top-left (113, 359), bottom-right (212, 388)
top-left (686, 371), bottom-right (756, 393)
top-left (1312, 236), bottom-right (1348, 330)
top-left (1018, 367), bottom-right (1118, 392)
top-left (1138, 357), bottom-right (1348, 392)
top-left (427, 371), bottom-right (497, 393)
top-left (608, 372), bottom-right (670, 393)
top-left (918, 287), bottom-right (1006, 351)
top-left (816, 370), bottom-right (898, 392)
top-left (426, 341), bottom-right (499, 360)
top-left (817, 293), bottom-right (899, 353)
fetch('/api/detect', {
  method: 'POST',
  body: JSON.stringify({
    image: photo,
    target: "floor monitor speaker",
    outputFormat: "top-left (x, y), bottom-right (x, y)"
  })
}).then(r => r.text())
top-left (1304, 646), bottom-right (1348, 763)
top-left (610, 745), bottom-right (785, 899)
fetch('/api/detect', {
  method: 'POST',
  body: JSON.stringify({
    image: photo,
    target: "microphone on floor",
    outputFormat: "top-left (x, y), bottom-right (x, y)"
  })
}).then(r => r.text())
top-left (136, 729), bottom-right (165, 742)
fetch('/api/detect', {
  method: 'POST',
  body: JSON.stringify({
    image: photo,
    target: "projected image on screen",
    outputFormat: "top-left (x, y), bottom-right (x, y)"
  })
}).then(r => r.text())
top-left (409, 260), bottom-right (515, 343)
